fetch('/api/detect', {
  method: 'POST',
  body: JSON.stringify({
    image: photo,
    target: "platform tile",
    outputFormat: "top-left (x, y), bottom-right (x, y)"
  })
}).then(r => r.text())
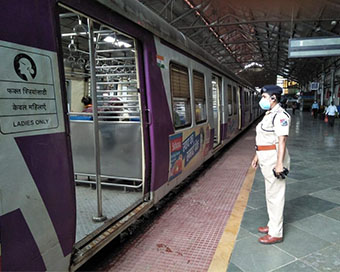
top-left (302, 244), bottom-right (340, 272)
top-left (230, 236), bottom-right (294, 272)
top-left (292, 214), bottom-right (340, 243)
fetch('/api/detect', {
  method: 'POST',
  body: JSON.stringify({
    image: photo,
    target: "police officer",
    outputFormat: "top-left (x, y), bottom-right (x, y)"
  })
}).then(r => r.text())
top-left (251, 85), bottom-right (291, 244)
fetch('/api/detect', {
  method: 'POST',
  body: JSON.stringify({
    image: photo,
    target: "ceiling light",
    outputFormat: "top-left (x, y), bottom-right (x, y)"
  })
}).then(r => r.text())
top-left (331, 20), bottom-right (337, 26)
top-left (104, 35), bottom-right (132, 48)
top-left (104, 35), bottom-right (116, 43)
top-left (116, 41), bottom-right (132, 48)
top-left (244, 62), bottom-right (263, 69)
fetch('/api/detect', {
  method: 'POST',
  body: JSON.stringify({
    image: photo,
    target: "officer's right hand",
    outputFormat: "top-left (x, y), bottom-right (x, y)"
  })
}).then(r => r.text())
top-left (251, 155), bottom-right (258, 168)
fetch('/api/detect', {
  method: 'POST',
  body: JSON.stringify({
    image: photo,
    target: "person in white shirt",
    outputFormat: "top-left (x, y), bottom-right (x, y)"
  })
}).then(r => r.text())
top-left (326, 101), bottom-right (338, 127)
top-left (311, 101), bottom-right (319, 119)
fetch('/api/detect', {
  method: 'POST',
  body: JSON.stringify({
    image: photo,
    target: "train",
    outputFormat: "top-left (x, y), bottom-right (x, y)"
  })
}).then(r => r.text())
top-left (0, 0), bottom-right (262, 271)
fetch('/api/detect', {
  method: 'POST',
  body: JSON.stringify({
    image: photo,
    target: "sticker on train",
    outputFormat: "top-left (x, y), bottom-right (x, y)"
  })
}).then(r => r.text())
top-left (156, 55), bottom-right (165, 69)
top-left (0, 41), bottom-right (59, 134)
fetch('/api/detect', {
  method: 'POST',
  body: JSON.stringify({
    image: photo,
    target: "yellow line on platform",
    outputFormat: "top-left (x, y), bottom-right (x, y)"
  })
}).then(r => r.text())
top-left (208, 166), bottom-right (256, 272)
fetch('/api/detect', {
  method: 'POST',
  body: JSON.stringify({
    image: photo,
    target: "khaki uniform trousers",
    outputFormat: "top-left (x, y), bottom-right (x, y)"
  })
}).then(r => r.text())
top-left (257, 149), bottom-right (290, 238)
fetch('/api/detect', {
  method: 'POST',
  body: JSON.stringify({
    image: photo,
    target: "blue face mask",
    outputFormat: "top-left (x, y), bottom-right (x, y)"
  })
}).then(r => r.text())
top-left (259, 97), bottom-right (271, 110)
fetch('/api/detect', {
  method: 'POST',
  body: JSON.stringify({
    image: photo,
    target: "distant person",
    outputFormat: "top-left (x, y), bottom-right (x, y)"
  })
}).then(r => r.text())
top-left (311, 101), bottom-right (319, 119)
top-left (292, 102), bottom-right (297, 115)
top-left (81, 96), bottom-right (93, 113)
top-left (326, 101), bottom-right (338, 127)
top-left (102, 96), bottom-right (123, 121)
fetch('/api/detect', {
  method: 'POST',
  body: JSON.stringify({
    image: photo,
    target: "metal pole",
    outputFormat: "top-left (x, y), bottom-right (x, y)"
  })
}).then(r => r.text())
top-left (321, 72), bottom-right (325, 106)
top-left (88, 18), bottom-right (107, 222)
top-left (331, 66), bottom-right (336, 104)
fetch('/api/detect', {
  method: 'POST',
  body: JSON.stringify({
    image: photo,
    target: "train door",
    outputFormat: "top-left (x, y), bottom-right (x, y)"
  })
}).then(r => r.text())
top-left (212, 75), bottom-right (222, 147)
top-left (237, 86), bottom-right (242, 130)
top-left (250, 92), bottom-right (253, 121)
top-left (0, 2), bottom-right (77, 270)
top-left (244, 90), bottom-right (250, 125)
top-left (58, 7), bottom-right (148, 245)
top-left (226, 83), bottom-right (233, 138)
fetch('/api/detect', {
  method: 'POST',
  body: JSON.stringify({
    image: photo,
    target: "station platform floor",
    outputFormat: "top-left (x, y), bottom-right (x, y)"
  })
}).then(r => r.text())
top-left (229, 111), bottom-right (340, 272)
top-left (85, 110), bottom-right (340, 272)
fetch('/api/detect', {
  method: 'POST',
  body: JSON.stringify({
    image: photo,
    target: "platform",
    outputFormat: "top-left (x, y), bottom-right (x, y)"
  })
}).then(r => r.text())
top-left (83, 110), bottom-right (340, 272)
top-left (229, 110), bottom-right (340, 272)
top-left (81, 121), bottom-right (257, 271)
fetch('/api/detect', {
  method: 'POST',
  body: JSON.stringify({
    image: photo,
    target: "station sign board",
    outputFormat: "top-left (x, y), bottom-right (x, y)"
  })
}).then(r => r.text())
top-left (310, 82), bottom-right (319, 90)
top-left (289, 36), bottom-right (340, 58)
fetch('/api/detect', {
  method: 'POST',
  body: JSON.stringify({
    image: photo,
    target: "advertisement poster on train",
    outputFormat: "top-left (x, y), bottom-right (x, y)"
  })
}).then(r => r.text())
top-left (169, 126), bottom-right (211, 181)
top-left (169, 133), bottom-right (183, 180)
top-left (182, 131), bottom-right (201, 167)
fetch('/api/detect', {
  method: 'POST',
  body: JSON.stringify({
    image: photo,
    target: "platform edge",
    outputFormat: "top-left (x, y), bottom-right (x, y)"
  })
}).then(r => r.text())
top-left (208, 165), bottom-right (256, 272)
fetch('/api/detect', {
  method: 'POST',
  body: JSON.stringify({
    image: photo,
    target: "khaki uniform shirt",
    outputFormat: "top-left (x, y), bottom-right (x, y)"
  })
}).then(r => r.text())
top-left (256, 104), bottom-right (291, 169)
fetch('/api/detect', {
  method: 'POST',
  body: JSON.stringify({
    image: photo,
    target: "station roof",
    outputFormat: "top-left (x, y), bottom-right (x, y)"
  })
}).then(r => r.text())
top-left (139, 0), bottom-right (340, 87)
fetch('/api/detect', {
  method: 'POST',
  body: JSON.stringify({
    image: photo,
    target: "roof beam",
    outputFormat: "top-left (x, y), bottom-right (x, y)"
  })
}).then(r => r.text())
top-left (170, 1), bottom-right (206, 25)
top-left (178, 17), bottom-right (340, 30)
top-left (158, 0), bottom-right (174, 16)
top-left (276, 22), bottom-right (281, 72)
top-left (247, 9), bottom-right (266, 66)
top-left (203, 38), bottom-right (289, 46)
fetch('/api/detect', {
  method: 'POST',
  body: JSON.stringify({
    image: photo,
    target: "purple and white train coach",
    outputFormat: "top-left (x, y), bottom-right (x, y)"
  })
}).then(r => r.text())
top-left (0, 0), bottom-right (261, 270)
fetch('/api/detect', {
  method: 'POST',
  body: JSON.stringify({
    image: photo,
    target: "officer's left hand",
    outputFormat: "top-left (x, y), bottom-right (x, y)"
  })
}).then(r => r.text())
top-left (273, 167), bottom-right (289, 179)
top-left (275, 163), bottom-right (284, 174)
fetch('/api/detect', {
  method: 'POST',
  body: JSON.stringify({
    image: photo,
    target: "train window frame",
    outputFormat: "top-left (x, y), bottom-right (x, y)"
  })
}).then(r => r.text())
top-left (252, 92), bottom-right (256, 109)
top-left (245, 91), bottom-right (249, 112)
top-left (233, 86), bottom-right (237, 115)
top-left (227, 84), bottom-right (232, 116)
top-left (169, 62), bottom-right (192, 129)
top-left (192, 70), bottom-right (207, 124)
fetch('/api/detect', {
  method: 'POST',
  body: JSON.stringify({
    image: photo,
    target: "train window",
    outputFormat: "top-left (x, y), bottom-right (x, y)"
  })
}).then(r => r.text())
top-left (227, 84), bottom-right (232, 116)
top-left (245, 92), bottom-right (249, 111)
top-left (60, 12), bottom-right (139, 123)
top-left (170, 63), bottom-right (192, 128)
top-left (233, 86), bottom-right (237, 114)
top-left (193, 71), bottom-right (206, 123)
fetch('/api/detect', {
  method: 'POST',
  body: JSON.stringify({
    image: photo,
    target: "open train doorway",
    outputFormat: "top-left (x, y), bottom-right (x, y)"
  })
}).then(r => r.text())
top-left (212, 75), bottom-right (222, 147)
top-left (58, 6), bottom-right (147, 244)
